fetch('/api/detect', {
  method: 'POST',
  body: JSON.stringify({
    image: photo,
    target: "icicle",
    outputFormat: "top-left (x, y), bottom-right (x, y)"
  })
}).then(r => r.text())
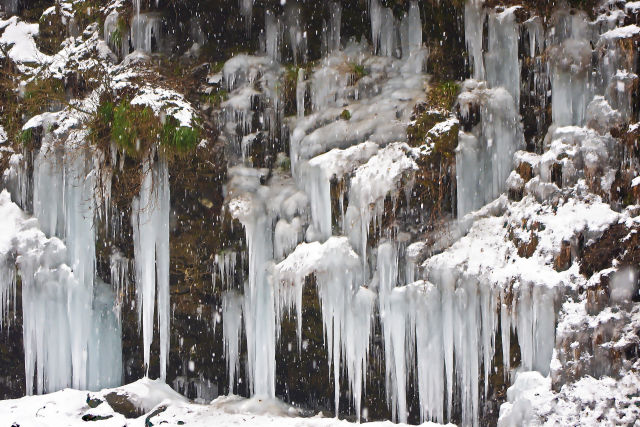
top-left (464, 0), bottom-right (485, 80)
top-left (265, 10), bottom-right (282, 63)
top-left (410, 281), bottom-right (444, 424)
top-left (485, 7), bottom-right (521, 109)
top-left (6, 130), bottom-right (121, 394)
top-left (228, 190), bottom-right (276, 397)
top-left (132, 154), bottom-right (171, 381)
top-left (296, 68), bottom-right (305, 118)
top-left (110, 250), bottom-right (130, 322)
top-left (223, 291), bottom-right (243, 393)
top-left (456, 82), bottom-right (524, 217)
top-left (273, 237), bottom-right (370, 419)
top-left (239, 0), bottom-right (253, 34)
top-left (346, 143), bottom-right (416, 276)
top-left (550, 39), bottom-right (592, 127)
top-left (304, 142), bottom-right (379, 241)
top-left (369, 0), bottom-right (397, 57)
top-left (284, 3), bottom-right (306, 65)
top-left (401, 1), bottom-right (422, 58)
top-left (327, 2), bottom-right (342, 53)
top-left (130, 13), bottom-right (163, 54)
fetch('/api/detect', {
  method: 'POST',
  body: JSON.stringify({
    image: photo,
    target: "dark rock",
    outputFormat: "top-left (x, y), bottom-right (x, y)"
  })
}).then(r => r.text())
top-left (104, 392), bottom-right (145, 419)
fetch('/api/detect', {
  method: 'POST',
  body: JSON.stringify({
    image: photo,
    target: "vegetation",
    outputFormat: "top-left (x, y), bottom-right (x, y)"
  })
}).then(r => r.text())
top-left (91, 96), bottom-right (201, 157)
top-left (349, 62), bottom-right (368, 81)
top-left (340, 109), bottom-right (351, 120)
top-left (201, 88), bottom-right (228, 108)
top-left (427, 81), bottom-right (460, 111)
top-left (407, 81), bottom-right (461, 221)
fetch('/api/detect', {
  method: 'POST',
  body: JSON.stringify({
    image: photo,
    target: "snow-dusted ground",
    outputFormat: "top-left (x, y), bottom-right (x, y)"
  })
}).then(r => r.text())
top-left (0, 379), bottom-right (449, 427)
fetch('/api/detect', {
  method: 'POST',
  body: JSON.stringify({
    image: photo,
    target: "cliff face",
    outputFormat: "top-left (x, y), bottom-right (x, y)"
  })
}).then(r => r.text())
top-left (0, 0), bottom-right (638, 425)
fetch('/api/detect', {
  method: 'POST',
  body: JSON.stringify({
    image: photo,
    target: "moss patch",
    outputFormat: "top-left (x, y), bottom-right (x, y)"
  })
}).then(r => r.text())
top-left (90, 95), bottom-right (200, 158)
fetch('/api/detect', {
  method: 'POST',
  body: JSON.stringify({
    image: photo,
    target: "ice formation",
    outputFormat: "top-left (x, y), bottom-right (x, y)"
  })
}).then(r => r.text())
top-left (456, 81), bottom-right (524, 217)
top-left (322, 2), bottom-right (342, 55)
top-left (0, 126), bottom-right (122, 395)
top-left (1, 1), bottom-right (639, 426)
top-left (131, 13), bottom-right (163, 54)
top-left (132, 155), bottom-right (171, 381)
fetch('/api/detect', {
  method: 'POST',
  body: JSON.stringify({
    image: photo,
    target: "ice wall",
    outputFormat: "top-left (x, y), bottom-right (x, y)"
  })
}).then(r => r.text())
top-left (272, 237), bottom-right (372, 421)
top-left (239, 0), bottom-right (253, 34)
top-left (1, 127), bottom-right (122, 394)
top-left (104, 11), bottom-right (129, 58)
top-left (132, 155), bottom-right (171, 381)
top-left (322, 2), bottom-right (342, 55)
top-left (131, 13), bottom-right (163, 54)
top-left (456, 81), bottom-right (523, 217)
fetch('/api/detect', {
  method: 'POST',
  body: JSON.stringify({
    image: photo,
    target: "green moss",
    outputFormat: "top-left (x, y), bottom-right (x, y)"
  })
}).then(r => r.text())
top-left (340, 109), bottom-right (351, 120)
top-left (349, 63), bottom-right (368, 80)
top-left (19, 128), bottom-right (33, 146)
top-left (201, 89), bottom-right (228, 108)
top-left (92, 97), bottom-right (200, 156)
top-left (428, 81), bottom-right (460, 111)
top-left (161, 117), bottom-right (200, 152)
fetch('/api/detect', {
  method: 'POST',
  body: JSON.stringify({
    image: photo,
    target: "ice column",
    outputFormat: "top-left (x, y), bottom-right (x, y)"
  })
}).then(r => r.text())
top-left (464, 0), bottom-right (485, 80)
top-left (132, 155), bottom-right (171, 381)
top-left (285, 3), bottom-right (306, 65)
top-left (323, 2), bottom-right (342, 54)
top-left (296, 68), bottom-right (306, 118)
top-left (370, 0), bottom-right (397, 57)
top-left (131, 13), bottom-right (163, 53)
top-left (265, 10), bottom-right (282, 63)
top-left (550, 39), bottom-right (593, 126)
top-left (239, 0), bottom-right (253, 34)
top-left (485, 8), bottom-right (520, 109)
top-left (229, 194), bottom-right (276, 397)
top-left (273, 237), bottom-right (372, 420)
top-left (223, 291), bottom-right (243, 393)
top-left (15, 131), bottom-right (122, 394)
top-left (456, 83), bottom-right (523, 217)
top-left (400, 1), bottom-right (422, 58)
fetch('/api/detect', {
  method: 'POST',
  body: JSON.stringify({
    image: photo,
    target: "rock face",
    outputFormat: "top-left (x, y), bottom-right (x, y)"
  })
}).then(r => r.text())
top-left (0, 0), bottom-right (639, 426)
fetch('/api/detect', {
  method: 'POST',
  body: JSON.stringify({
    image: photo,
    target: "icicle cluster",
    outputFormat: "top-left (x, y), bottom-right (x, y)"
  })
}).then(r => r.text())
top-left (132, 155), bottom-right (171, 381)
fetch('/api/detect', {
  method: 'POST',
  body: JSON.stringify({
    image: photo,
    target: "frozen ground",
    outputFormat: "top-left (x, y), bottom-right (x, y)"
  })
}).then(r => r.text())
top-left (0, 378), bottom-right (450, 427)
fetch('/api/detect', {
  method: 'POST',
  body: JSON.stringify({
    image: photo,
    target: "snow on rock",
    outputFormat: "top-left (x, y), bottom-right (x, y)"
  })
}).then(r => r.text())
top-left (0, 377), bottom-right (451, 426)
top-left (346, 142), bottom-right (417, 273)
top-left (600, 24), bottom-right (640, 41)
top-left (416, 191), bottom-right (623, 425)
top-left (304, 141), bottom-right (379, 240)
top-left (0, 16), bottom-right (48, 66)
top-left (498, 369), bottom-right (640, 426)
top-left (131, 86), bottom-right (197, 127)
top-left (289, 40), bottom-right (426, 176)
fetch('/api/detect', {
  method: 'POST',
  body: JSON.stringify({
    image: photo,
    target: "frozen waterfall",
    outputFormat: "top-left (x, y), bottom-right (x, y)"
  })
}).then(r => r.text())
top-left (132, 155), bottom-right (171, 381)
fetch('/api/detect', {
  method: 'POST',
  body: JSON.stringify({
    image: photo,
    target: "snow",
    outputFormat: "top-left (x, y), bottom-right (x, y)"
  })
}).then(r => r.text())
top-left (0, 378), bottom-right (451, 426)
top-left (600, 24), bottom-right (640, 40)
top-left (130, 86), bottom-right (196, 127)
top-left (1, 1), bottom-right (639, 425)
top-left (499, 370), bottom-right (640, 426)
top-left (0, 17), bottom-right (48, 65)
